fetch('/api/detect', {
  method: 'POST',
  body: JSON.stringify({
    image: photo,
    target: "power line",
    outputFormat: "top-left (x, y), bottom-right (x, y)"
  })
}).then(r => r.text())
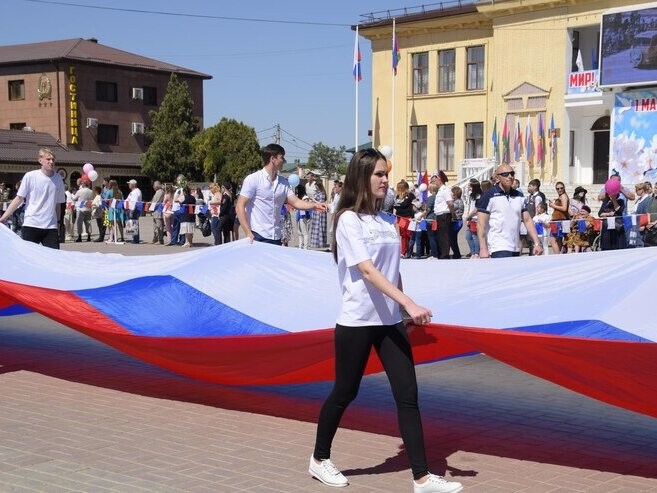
top-left (281, 128), bottom-right (314, 149)
top-left (23, 0), bottom-right (351, 27)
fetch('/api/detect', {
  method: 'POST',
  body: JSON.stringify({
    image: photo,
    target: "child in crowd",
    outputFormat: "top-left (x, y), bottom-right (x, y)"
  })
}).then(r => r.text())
top-left (405, 200), bottom-right (425, 259)
top-left (532, 202), bottom-right (551, 253)
top-left (565, 205), bottom-right (593, 253)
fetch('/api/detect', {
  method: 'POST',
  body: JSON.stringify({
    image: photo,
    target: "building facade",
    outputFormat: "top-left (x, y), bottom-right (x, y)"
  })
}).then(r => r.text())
top-left (358, 0), bottom-right (647, 187)
top-left (0, 38), bottom-right (210, 193)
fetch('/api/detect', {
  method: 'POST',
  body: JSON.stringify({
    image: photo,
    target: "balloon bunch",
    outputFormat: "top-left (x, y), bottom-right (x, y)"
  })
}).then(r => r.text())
top-left (79, 162), bottom-right (98, 184)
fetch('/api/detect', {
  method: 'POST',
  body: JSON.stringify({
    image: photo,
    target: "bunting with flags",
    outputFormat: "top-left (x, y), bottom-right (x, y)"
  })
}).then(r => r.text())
top-left (352, 33), bottom-right (362, 81)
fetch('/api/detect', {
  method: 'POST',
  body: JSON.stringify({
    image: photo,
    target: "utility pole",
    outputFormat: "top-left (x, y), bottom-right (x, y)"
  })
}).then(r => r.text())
top-left (274, 123), bottom-right (281, 144)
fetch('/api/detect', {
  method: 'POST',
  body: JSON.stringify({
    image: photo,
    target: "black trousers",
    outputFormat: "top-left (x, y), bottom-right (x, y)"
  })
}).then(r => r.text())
top-left (313, 323), bottom-right (428, 480)
top-left (436, 213), bottom-right (451, 259)
top-left (21, 226), bottom-right (60, 249)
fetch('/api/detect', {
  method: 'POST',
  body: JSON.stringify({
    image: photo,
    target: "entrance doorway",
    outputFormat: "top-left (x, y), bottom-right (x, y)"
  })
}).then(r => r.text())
top-left (591, 116), bottom-right (611, 184)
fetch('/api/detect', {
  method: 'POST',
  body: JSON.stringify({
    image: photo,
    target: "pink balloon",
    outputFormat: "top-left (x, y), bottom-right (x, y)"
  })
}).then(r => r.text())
top-left (83, 162), bottom-right (94, 174)
top-left (605, 178), bottom-right (621, 196)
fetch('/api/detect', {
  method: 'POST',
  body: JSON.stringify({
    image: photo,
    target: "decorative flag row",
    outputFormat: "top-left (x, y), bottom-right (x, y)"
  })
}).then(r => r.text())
top-left (493, 114), bottom-right (557, 165)
top-left (57, 199), bottom-right (211, 215)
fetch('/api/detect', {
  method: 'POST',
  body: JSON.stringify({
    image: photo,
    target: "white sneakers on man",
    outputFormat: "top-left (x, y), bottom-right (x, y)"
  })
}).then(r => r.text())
top-left (413, 473), bottom-right (463, 493)
top-left (308, 456), bottom-right (348, 487)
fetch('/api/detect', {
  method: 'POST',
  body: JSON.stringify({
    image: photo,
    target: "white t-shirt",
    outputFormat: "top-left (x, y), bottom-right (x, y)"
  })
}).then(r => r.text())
top-left (126, 188), bottom-right (142, 210)
top-left (240, 168), bottom-right (294, 240)
top-left (433, 184), bottom-right (453, 215)
top-left (533, 212), bottom-right (551, 237)
top-left (18, 169), bottom-right (65, 229)
top-left (73, 186), bottom-right (94, 211)
top-left (336, 211), bottom-right (401, 327)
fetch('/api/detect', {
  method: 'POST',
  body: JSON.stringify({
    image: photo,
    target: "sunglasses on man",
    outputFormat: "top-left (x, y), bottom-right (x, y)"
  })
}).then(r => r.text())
top-left (498, 171), bottom-right (515, 178)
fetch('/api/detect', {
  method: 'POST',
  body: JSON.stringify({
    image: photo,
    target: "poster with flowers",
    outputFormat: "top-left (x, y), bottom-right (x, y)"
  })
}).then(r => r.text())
top-left (611, 90), bottom-right (657, 184)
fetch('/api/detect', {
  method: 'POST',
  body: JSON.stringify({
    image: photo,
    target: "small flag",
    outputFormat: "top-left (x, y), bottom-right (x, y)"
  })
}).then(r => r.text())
top-left (392, 28), bottom-right (401, 75)
top-left (491, 117), bottom-right (499, 162)
top-left (537, 114), bottom-right (545, 166)
top-left (352, 34), bottom-right (362, 81)
top-left (549, 113), bottom-right (557, 160)
top-left (502, 118), bottom-right (509, 164)
top-left (575, 49), bottom-right (584, 72)
top-left (525, 117), bottom-right (534, 165)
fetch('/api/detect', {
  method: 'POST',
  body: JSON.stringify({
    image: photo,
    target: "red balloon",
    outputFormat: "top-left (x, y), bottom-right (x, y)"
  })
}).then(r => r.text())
top-left (605, 178), bottom-right (621, 196)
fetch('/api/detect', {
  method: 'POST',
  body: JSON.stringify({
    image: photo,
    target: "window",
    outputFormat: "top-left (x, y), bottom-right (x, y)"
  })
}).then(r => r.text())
top-left (97, 124), bottom-right (119, 145)
top-left (410, 126), bottom-right (427, 172)
top-left (96, 81), bottom-right (118, 102)
top-left (9, 123), bottom-right (26, 130)
top-left (465, 122), bottom-right (484, 159)
top-left (466, 46), bottom-right (485, 90)
top-left (437, 124), bottom-right (455, 171)
top-left (438, 49), bottom-right (455, 92)
top-left (412, 52), bottom-right (429, 95)
top-left (8, 80), bottom-right (25, 101)
top-left (143, 86), bottom-right (157, 106)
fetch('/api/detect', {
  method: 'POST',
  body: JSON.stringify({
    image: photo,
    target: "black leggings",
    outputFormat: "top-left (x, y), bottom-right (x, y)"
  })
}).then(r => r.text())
top-left (313, 323), bottom-right (428, 480)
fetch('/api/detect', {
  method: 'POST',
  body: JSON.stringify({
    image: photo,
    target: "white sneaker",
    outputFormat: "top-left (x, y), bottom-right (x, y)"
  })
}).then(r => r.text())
top-left (413, 473), bottom-right (463, 493)
top-left (308, 456), bottom-right (348, 487)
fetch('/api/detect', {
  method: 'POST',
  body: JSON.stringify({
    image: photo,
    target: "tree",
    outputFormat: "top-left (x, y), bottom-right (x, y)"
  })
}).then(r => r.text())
top-left (306, 142), bottom-right (348, 179)
top-left (192, 118), bottom-right (261, 184)
top-left (141, 74), bottom-right (201, 182)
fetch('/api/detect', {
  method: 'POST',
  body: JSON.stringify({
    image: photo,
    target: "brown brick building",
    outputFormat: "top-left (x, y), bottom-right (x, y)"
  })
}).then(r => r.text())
top-left (0, 38), bottom-right (211, 194)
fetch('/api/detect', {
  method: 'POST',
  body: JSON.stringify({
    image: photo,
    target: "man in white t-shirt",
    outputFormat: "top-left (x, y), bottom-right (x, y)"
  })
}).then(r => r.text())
top-left (236, 144), bottom-right (325, 245)
top-left (0, 147), bottom-right (65, 249)
top-left (73, 179), bottom-right (94, 242)
top-left (126, 179), bottom-right (143, 244)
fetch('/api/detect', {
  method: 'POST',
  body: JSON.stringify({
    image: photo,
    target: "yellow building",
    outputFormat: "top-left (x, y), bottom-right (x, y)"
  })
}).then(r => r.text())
top-left (358, 0), bottom-right (651, 187)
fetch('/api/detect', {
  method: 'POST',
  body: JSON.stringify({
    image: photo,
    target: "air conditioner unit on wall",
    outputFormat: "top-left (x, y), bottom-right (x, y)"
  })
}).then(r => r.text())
top-left (86, 117), bottom-right (98, 128)
top-left (131, 122), bottom-right (144, 135)
top-left (131, 87), bottom-right (144, 100)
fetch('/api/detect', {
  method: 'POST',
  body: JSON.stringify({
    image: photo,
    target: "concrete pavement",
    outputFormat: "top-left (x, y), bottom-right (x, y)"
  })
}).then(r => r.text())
top-left (1, 218), bottom-right (657, 492)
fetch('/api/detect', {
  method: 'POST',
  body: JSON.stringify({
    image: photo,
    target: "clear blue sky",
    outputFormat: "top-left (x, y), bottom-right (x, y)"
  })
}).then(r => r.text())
top-left (5, 0), bottom-right (422, 163)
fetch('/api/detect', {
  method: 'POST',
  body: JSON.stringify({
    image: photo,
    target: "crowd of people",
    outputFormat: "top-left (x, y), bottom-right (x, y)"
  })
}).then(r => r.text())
top-left (379, 167), bottom-right (657, 259)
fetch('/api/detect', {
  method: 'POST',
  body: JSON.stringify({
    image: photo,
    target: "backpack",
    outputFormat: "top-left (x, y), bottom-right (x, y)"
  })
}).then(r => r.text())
top-left (525, 192), bottom-right (546, 218)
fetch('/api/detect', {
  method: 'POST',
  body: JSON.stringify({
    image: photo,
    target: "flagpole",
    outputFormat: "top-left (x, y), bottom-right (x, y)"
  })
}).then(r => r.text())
top-left (391, 18), bottom-right (396, 184)
top-left (355, 25), bottom-right (359, 153)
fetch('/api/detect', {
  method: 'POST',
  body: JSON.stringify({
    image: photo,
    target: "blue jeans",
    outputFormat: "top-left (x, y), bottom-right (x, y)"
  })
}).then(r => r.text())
top-left (405, 231), bottom-right (422, 258)
top-left (465, 227), bottom-right (480, 255)
top-left (169, 212), bottom-right (185, 245)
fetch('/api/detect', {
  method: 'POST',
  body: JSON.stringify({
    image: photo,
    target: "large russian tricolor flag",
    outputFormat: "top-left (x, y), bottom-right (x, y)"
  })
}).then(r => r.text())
top-left (1, 226), bottom-right (656, 418)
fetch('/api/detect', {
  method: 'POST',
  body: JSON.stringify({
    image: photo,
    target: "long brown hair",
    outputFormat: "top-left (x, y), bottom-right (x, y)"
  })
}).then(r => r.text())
top-left (331, 148), bottom-right (386, 261)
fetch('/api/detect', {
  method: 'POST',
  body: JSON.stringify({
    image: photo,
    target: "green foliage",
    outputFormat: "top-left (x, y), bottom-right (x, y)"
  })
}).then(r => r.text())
top-left (140, 74), bottom-right (202, 181)
top-left (306, 142), bottom-right (348, 179)
top-left (192, 118), bottom-right (261, 183)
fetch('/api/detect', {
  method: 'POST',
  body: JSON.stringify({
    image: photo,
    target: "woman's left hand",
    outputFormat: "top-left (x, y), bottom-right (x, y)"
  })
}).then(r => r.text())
top-left (403, 302), bottom-right (433, 326)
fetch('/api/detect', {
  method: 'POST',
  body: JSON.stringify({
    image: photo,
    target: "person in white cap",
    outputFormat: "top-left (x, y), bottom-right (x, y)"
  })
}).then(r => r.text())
top-left (126, 179), bottom-right (142, 244)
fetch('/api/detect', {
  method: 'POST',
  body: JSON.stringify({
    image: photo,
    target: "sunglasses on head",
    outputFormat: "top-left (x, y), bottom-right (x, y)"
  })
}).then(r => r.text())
top-left (498, 171), bottom-right (515, 177)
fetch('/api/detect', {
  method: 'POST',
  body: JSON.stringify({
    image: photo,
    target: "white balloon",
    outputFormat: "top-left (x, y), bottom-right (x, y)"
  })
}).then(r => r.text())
top-left (419, 183), bottom-right (427, 192)
top-left (379, 145), bottom-right (393, 159)
top-left (87, 169), bottom-right (99, 182)
top-left (83, 162), bottom-right (94, 174)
